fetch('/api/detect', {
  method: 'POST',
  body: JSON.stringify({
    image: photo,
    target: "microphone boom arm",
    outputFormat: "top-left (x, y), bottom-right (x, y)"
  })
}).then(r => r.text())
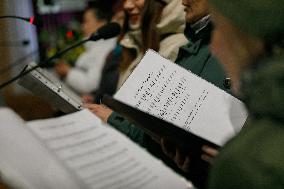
top-left (0, 38), bottom-right (89, 89)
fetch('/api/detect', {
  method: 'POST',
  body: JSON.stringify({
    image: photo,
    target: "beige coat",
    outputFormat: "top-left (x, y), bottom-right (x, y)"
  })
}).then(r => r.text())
top-left (117, 0), bottom-right (188, 88)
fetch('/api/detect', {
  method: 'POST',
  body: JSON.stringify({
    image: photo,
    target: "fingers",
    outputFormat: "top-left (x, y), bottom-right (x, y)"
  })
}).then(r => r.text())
top-left (83, 103), bottom-right (99, 109)
top-left (201, 154), bottom-right (213, 164)
top-left (202, 145), bottom-right (218, 157)
top-left (161, 138), bottom-right (191, 173)
top-left (83, 104), bottom-right (103, 116)
top-left (161, 138), bottom-right (175, 159)
top-left (175, 149), bottom-right (191, 172)
top-left (201, 145), bottom-right (219, 164)
top-left (83, 103), bottom-right (100, 112)
top-left (83, 104), bottom-right (113, 123)
top-left (181, 156), bottom-right (191, 172)
top-left (81, 94), bottom-right (94, 103)
top-left (175, 148), bottom-right (185, 169)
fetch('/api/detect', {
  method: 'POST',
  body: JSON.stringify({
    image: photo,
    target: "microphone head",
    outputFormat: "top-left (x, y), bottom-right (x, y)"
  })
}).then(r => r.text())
top-left (89, 22), bottom-right (121, 41)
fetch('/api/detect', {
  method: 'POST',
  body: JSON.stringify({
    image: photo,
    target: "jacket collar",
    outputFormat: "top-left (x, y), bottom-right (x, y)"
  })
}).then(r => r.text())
top-left (120, 29), bottom-right (142, 52)
top-left (181, 20), bottom-right (213, 54)
top-left (184, 16), bottom-right (212, 43)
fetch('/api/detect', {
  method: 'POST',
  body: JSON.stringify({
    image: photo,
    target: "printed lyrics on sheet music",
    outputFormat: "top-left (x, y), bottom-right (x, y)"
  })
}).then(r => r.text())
top-left (27, 110), bottom-right (191, 189)
top-left (115, 50), bottom-right (247, 146)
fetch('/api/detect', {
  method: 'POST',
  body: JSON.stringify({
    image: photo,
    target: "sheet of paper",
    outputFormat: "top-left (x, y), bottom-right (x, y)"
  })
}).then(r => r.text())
top-left (27, 109), bottom-right (192, 189)
top-left (0, 108), bottom-right (82, 189)
top-left (115, 50), bottom-right (248, 146)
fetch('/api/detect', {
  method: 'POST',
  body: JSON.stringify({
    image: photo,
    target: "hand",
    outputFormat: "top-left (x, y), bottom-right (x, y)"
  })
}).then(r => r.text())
top-left (83, 103), bottom-right (113, 123)
top-left (201, 145), bottom-right (219, 164)
top-left (81, 94), bottom-right (94, 103)
top-left (161, 138), bottom-right (219, 172)
top-left (161, 138), bottom-right (191, 172)
top-left (55, 62), bottom-right (70, 77)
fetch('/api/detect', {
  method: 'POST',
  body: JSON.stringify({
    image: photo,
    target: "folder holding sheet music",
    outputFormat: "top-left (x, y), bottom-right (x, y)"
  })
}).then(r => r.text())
top-left (18, 62), bottom-right (83, 113)
top-left (103, 50), bottom-right (248, 149)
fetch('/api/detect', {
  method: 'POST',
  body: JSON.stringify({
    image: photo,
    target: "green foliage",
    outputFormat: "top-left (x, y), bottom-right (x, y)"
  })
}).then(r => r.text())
top-left (39, 22), bottom-right (85, 66)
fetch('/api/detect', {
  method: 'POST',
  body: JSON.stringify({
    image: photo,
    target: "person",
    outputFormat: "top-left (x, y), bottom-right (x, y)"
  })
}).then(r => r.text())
top-left (204, 0), bottom-right (284, 188)
top-left (85, 0), bottom-right (187, 134)
top-left (82, 2), bottom-right (125, 103)
top-left (55, 1), bottom-right (117, 94)
top-left (157, 0), bottom-right (231, 187)
top-left (175, 0), bottom-right (230, 91)
top-left (116, 0), bottom-right (188, 87)
top-left (84, 0), bottom-right (191, 180)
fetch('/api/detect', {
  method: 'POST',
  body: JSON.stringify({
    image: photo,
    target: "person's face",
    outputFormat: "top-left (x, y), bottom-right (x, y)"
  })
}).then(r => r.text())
top-left (123, 0), bottom-right (145, 28)
top-left (182, 0), bottom-right (209, 23)
top-left (210, 8), bottom-right (265, 93)
top-left (82, 9), bottom-right (105, 37)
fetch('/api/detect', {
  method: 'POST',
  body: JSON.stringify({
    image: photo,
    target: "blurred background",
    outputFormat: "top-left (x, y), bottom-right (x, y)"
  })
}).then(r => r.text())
top-left (0, 0), bottom-right (101, 120)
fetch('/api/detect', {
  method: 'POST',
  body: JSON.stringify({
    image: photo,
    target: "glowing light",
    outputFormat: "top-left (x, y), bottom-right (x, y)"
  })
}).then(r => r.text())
top-left (66, 31), bottom-right (74, 39)
top-left (29, 16), bottom-right (35, 25)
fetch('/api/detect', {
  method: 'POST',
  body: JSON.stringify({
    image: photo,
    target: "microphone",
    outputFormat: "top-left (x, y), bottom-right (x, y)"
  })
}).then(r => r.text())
top-left (0, 22), bottom-right (121, 89)
top-left (89, 22), bottom-right (121, 41)
top-left (0, 16), bottom-right (42, 26)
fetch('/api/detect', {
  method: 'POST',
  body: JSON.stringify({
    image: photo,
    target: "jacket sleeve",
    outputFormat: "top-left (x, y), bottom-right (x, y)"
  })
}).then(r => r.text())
top-left (65, 65), bottom-right (101, 94)
top-left (107, 111), bottom-right (145, 146)
top-left (65, 39), bottom-right (117, 94)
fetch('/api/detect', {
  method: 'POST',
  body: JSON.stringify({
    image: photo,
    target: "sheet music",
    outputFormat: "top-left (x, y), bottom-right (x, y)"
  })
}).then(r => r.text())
top-left (0, 108), bottom-right (82, 189)
top-left (27, 110), bottom-right (192, 189)
top-left (115, 50), bottom-right (248, 146)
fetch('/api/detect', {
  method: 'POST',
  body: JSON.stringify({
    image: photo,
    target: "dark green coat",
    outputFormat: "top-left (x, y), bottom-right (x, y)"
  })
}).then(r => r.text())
top-left (175, 23), bottom-right (229, 92)
top-left (208, 59), bottom-right (284, 189)
top-left (107, 22), bottom-right (230, 147)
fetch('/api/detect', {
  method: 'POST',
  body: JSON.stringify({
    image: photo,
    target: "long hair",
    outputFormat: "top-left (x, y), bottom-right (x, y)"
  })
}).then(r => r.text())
top-left (141, 0), bottom-right (165, 53)
top-left (118, 12), bottom-right (135, 72)
top-left (119, 0), bottom-right (165, 72)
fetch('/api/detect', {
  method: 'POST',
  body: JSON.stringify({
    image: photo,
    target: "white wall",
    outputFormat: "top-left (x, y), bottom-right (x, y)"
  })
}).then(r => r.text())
top-left (37, 0), bottom-right (88, 14)
top-left (2, 0), bottom-right (39, 94)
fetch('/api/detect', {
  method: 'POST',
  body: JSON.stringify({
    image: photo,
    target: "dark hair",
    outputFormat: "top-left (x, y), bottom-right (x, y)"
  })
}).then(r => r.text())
top-left (141, 0), bottom-right (165, 53)
top-left (86, 0), bottom-right (115, 22)
top-left (119, 0), bottom-right (165, 72)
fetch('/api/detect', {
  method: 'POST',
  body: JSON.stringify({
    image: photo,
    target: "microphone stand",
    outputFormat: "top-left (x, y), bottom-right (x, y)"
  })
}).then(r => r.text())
top-left (0, 15), bottom-right (40, 26)
top-left (0, 15), bottom-right (31, 23)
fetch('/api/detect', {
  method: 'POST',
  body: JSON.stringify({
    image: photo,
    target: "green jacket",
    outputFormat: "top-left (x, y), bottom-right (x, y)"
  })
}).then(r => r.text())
top-left (208, 58), bottom-right (284, 189)
top-left (108, 22), bottom-right (230, 147)
top-left (175, 23), bottom-right (230, 92)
